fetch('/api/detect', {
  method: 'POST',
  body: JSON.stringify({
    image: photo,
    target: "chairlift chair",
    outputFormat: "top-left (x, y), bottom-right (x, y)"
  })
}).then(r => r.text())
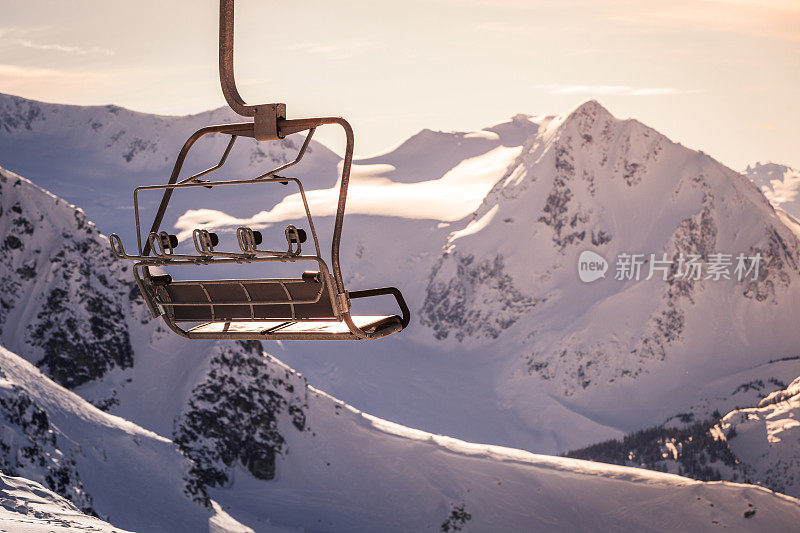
top-left (108, 0), bottom-right (409, 341)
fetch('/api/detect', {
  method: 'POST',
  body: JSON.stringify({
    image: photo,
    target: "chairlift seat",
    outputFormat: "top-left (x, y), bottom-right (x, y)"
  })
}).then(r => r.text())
top-left (109, 0), bottom-right (410, 341)
top-left (157, 275), bottom-right (332, 322)
top-left (149, 272), bottom-right (405, 340)
top-left (185, 315), bottom-right (402, 340)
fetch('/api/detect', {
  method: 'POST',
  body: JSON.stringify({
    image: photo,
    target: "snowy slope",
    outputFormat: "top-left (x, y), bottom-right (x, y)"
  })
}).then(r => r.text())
top-left (720, 375), bottom-right (800, 498)
top-left (0, 343), bottom-right (246, 532)
top-left (162, 343), bottom-right (800, 532)
top-left (746, 162), bottom-right (800, 219)
top-left (0, 473), bottom-right (129, 532)
top-left (4, 337), bottom-right (800, 533)
top-left (1, 164), bottom-right (800, 530)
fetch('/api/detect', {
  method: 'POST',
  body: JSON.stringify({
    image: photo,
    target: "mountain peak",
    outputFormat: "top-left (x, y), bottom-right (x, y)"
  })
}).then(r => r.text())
top-left (563, 99), bottom-right (614, 124)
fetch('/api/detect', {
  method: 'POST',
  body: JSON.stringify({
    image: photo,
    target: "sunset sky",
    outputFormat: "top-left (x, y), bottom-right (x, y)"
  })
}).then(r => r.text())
top-left (1, 0), bottom-right (798, 169)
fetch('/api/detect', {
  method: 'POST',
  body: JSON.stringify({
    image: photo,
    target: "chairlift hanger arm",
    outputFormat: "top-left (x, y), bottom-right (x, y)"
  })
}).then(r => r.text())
top-left (219, 0), bottom-right (254, 118)
top-left (219, 0), bottom-right (285, 140)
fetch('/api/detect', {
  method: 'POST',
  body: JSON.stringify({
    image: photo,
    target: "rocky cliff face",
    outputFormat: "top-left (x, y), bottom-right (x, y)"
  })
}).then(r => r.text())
top-left (422, 253), bottom-right (539, 341)
top-left (421, 101), bottom-right (800, 399)
top-left (0, 166), bottom-right (136, 388)
top-left (0, 375), bottom-right (94, 513)
top-left (174, 341), bottom-right (309, 505)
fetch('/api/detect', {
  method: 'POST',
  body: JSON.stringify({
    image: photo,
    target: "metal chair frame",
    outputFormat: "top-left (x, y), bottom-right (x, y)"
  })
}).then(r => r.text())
top-left (107, 0), bottom-right (409, 341)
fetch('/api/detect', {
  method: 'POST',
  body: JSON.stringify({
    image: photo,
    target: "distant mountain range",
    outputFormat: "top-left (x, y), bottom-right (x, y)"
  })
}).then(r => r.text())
top-left (3, 168), bottom-right (796, 530)
top-left (0, 92), bottom-right (340, 247)
top-left (567, 373), bottom-right (800, 498)
top-left (1, 92), bottom-right (799, 529)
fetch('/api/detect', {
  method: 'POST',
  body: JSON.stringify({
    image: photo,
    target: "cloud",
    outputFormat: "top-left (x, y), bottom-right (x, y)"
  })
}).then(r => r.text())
top-left (0, 64), bottom-right (117, 101)
top-left (534, 84), bottom-right (699, 96)
top-left (0, 27), bottom-right (113, 56)
top-left (702, 0), bottom-right (800, 11)
top-left (0, 64), bottom-right (88, 80)
top-left (14, 38), bottom-right (114, 56)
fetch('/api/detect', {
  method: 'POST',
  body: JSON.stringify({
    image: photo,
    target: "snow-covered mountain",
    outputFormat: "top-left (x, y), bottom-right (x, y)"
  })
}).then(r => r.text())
top-left (2, 161), bottom-right (800, 530)
top-left (4, 93), bottom-right (800, 458)
top-left (421, 100), bottom-right (800, 405)
top-left (721, 374), bottom-right (800, 498)
top-left (4, 93), bottom-right (800, 527)
top-left (254, 100), bottom-right (800, 455)
top-left (0, 165), bottom-right (136, 387)
top-left (0, 92), bottom-right (340, 246)
top-left (745, 162), bottom-right (800, 220)
top-left (4, 327), bottom-right (800, 532)
top-left (0, 343), bottom-right (237, 532)
top-left (567, 371), bottom-right (800, 501)
top-left (0, 473), bottom-right (126, 532)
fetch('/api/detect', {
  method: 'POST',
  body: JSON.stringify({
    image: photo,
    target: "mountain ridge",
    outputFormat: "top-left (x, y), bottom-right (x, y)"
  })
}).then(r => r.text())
top-left (0, 91), bottom-right (342, 247)
top-left (3, 93), bottom-right (800, 528)
top-left (2, 92), bottom-right (799, 461)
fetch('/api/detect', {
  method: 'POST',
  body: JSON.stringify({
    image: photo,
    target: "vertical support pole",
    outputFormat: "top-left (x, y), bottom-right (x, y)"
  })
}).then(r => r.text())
top-left (219, 0), bottom-right (285, 140)
top-left (219, 0), bottom-right (253, 117)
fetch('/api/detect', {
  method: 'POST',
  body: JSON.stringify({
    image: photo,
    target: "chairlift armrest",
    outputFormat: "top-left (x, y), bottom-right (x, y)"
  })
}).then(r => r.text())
top-left (109, 233), bottom-right (128, 259)
top-left (110, 234), bottom-right (165, 262)
top-left (348, 287), bottom-right (410, 329)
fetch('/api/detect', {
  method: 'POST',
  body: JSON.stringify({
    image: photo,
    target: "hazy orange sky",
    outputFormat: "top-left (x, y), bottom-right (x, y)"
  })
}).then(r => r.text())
top-left (1, 0), bottom-right (798, 170)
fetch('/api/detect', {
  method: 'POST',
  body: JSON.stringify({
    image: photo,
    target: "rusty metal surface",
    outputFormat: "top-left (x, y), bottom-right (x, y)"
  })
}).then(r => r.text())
top-left (219, 0), bottom-right (285, 140)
